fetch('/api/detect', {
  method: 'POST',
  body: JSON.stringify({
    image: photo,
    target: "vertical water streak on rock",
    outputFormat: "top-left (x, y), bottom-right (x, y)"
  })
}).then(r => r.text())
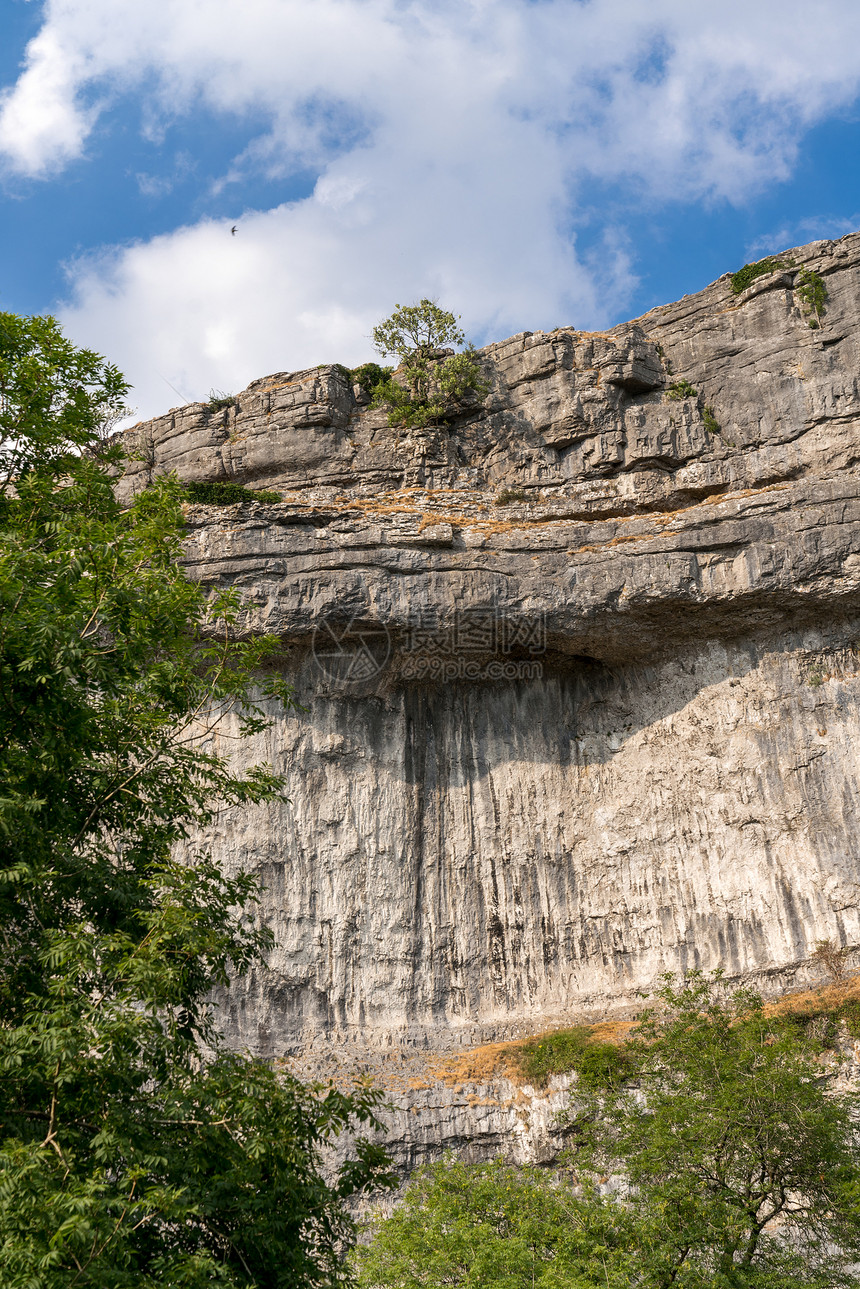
top-left (403, 687), bottom-right (428, 1030)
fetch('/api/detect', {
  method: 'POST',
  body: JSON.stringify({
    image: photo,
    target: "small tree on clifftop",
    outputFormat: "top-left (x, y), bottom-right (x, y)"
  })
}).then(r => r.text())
top-left (370, 298), bottom-right (487, 428)
top-left (371, 299), bottom-right (466, 358)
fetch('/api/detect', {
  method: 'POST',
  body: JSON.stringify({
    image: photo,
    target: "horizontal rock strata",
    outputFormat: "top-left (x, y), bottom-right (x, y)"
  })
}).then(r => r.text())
top-left (121, 232), bottom-right (860, 1163)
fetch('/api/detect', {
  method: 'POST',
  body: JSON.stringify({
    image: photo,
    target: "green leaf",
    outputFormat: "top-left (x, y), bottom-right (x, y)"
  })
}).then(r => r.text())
top-left (0, 311), bottom-right (395, 1287)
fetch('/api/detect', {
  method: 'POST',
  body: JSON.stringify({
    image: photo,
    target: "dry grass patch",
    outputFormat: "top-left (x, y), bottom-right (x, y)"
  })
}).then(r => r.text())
top-left (761, 972), bottom-right (860, 1041)
top-left (431, 1019), bottom-right (637, 1091)
top-left (426, 977), bottom-right (860, 1095)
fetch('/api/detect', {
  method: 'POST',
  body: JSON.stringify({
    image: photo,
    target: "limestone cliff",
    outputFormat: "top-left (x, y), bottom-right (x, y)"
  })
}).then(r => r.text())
top-left (120, 232), bottom-right (860, 1169)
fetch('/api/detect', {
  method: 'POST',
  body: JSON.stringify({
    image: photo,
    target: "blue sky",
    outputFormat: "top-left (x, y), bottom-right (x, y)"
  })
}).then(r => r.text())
top-left (3, 0), bottom-right (860, 421)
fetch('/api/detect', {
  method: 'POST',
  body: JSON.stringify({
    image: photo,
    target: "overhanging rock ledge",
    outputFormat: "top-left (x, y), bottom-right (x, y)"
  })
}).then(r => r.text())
top-left (119, 232), bottom-right (860, 1169)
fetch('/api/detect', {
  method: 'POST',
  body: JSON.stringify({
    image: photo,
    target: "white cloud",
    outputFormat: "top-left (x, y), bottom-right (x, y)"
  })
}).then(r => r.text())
top-left (0, 24), bottom-right (96, 175)
top-left (3, 0), bottom-right (860, 416)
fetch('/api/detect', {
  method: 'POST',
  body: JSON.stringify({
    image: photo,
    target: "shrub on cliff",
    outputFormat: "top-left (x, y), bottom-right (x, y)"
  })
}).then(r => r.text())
top-left (369, 299), bottom-right (488, 428)
top-left (183, 478), bottom-right (282, 504)
top-left (796, 266), bottom-right (828, 327)
top-left (207, 389), bottom-right (238, 411)
top-left (511, 1025), bottom-right (632, 1089)
top-left (349, 361), bottom-right (392, 396)
top-left (0, 312), bottom-right (394, 1286)
top-left (730, 256), bottom-right (791, 294)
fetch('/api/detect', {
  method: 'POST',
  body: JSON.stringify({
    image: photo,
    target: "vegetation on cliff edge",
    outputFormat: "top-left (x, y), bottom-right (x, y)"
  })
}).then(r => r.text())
top-left (369, 299), bottom-right (488, 428)
top-left (182, 478), bottom-right (282, 505)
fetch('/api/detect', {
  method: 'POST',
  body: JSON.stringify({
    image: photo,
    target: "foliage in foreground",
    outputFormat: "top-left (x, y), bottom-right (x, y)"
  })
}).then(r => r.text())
top-left (362, 974), bottom-right (860, 1289)
top-left (369, 299), bottom-right (488, 428)
top-left (354, 1156), bottom-right (638, 1289)
top-left (0, 311), bottom-right (393, 1286)
top-left (565, 972), bottom-right (860, 1287)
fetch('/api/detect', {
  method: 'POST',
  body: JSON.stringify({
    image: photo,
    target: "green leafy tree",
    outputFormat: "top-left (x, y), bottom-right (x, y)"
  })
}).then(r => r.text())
top-left (567, 972), bottom-right (860, 1288)
top-left (360, 978), bottom-right (860, 1289)
top-left (369, 299), bottom-right (487, 428)
top-left (0, 311), bottom-right (128, 487)
top-left (0, 312), bottom-right (393, 1287)
top-left (354, 1155), bottom-right (637, 1289)
top-left (371, 299), bottom-right (466, 358)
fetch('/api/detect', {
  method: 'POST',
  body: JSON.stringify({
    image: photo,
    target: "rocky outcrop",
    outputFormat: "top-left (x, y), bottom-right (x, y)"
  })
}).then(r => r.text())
top-left (121, 232), bottom-right (860, 1172)
top-left (284, 1039), bottom-right (575, 1201)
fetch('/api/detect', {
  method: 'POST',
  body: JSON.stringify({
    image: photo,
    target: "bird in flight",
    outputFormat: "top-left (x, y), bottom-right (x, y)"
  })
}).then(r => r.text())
top-left (231, 225), bottom-right (237, 235)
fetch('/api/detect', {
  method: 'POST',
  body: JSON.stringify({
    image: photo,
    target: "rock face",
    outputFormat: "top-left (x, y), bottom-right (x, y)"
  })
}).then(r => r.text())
top-left (121, 233), bottom-right (860, 1167)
